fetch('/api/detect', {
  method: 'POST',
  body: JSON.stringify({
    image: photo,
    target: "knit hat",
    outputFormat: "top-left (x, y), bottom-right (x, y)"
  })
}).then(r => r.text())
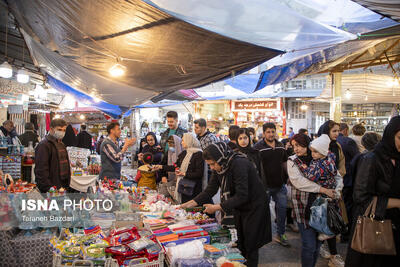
top-left (310, 134), bottom-right (330, 156)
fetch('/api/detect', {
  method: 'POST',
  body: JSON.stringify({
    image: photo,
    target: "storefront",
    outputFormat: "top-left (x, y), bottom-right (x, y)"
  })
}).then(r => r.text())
top-left (231, 99), bottom-right (285, 137)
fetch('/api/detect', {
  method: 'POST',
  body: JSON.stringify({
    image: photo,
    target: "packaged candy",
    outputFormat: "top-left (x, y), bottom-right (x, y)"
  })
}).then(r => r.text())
top-left (105, 245), bottom-right (132, 257)
top-left (146, 241), bottom-right (162, 261)
top-left (176, 258), bottom-right (213, 267)
top-left (127, 238), bottom-right (155, 251)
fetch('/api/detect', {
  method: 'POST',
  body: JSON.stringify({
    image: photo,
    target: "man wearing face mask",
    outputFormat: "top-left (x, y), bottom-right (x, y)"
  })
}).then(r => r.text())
top-left (35, 119), bottom-right (71, 193)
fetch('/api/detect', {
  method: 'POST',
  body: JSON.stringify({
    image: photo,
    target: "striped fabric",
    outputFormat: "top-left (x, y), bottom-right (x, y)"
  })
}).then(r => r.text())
top-left (9, 110), bottom-right (39, 135)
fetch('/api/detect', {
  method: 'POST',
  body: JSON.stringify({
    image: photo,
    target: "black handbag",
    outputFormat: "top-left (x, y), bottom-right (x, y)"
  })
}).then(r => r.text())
top-left (177, 178), bottom-right (196, 196)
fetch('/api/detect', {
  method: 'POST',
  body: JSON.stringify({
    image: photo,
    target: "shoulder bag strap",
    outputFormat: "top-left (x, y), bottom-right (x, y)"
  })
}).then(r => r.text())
top-left (363, 196), bottom-right (378, 218)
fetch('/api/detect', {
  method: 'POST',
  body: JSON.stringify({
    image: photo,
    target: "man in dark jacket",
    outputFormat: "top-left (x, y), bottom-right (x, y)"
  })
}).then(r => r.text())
top-left (337, 122), bottom-right (360, 241)
top-left (227, 125), bottom-right (239, 150)
top-left (35, 119), bottom-right (71, 193)
top-left (160, 111), bottom-right (187, 154)
top-left (254, 122), bottom-right (289, 247)
top-left (77, 124), bottom-right (93, 150)
top-left (18, 122), bottom-right (39, 147)
top-left (194, 118), bottom-right (219, 150)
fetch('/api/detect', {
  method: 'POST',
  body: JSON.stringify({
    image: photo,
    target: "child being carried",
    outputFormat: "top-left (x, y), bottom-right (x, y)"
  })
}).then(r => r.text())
top-left (298, 134), bottom-right (339, 241)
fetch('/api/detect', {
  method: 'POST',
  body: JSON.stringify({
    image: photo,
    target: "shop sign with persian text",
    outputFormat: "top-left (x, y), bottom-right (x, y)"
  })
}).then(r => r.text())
top-left (233, 100), bottom-right (277, 111)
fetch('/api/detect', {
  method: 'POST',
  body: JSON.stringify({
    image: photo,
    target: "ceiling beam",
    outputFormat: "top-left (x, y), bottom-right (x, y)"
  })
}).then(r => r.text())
top-left (327, 56), bottom-right (400, 73)
top-left (363, 39), bottom-right (400, 70)
top-left (348, 48), bottom-right (372, 65)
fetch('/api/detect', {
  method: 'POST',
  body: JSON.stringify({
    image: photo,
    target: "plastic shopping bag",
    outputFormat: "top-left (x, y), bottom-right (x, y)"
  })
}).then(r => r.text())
top-left (309, 196), bottom-right (334, 236)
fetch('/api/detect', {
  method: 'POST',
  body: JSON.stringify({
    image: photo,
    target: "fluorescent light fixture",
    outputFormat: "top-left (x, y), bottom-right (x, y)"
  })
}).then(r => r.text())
top-left (17, 68), bottom-right (29, 83)
top-left (0, 61), bottom-right (13, 78)
top-left (345, 89), bottom-right (352, 100)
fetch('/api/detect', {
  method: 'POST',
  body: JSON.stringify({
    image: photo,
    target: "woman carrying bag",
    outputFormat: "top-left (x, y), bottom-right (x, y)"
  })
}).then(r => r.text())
top-left (346, 116), bottom-right (400, 267)
top-left (181, 142), bottom-right (271, 267)
top-left (154, 133), bottom-right (204, 203)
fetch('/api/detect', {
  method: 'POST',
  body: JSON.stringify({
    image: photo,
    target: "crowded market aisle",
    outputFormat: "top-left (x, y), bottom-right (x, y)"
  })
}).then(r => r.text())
top-left (258, 230), bottom-right (347, 267)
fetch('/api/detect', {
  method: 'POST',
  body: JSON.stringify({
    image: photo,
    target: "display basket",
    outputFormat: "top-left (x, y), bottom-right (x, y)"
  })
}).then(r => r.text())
top-left (52, 229), bottom-right (165, 267)
top-left (52, 254), bottom-right (118, 267)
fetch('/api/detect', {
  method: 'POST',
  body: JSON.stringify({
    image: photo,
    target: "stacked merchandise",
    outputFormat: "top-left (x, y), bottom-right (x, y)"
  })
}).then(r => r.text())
top-left (67, 147), bottom-right (91, 175)
top-left (88, 155), bottom-right (101, 175)
top-left (0, 173), bottom-right (36, 193)
top-left (51, 225), bottom-right (164, 266)
top-left (0, 155), bottom-right (22, 180)
top-left (139, 201), bottom-right (246, 266)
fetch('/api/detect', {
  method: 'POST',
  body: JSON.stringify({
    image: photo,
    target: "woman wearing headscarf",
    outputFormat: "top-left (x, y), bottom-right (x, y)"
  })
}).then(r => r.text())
top-left (157, 135), bottom-right (183, 197)
top-left (349, 132), bottom-right (382, 200)
top-left (140, 132), bottom-right (163, 165)
top-left (345, 117), bottom-right (400, 267)
top-left (235, 128), bottom-right (262, 180)
top-left (181, 142), bottom-right (271, 267)
top-left (287, 134), bottom-right (341, 267)
top-left (155, 133), bottom-right (204, 203)
top-left (317, 120), bottom-right (346, 267)
top-left (62, 124), bottom-right (77, 147)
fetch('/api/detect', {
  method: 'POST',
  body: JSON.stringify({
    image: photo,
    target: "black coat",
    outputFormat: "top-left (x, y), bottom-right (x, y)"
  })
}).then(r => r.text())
top-left (63, 125), bottom-right (77, 147)
top-left (77, 131), bottom-right (92, 150)
top-left (346, 151), bottom-right (400, 266)
top-left (162, 150), bottom-right (204, 202)
top-left (34, 137), bottom-right (71, 193)
top-left (18, 131), bottom-right (39, 147)
top-left (194, 157), bottom-right (271, 254)
top-left (235, 147), bottom-right (263, 183)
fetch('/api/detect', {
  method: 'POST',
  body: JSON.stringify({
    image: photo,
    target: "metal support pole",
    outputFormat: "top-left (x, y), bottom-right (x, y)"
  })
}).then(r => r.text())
top-left (330, 72), bottom-right (342, 122)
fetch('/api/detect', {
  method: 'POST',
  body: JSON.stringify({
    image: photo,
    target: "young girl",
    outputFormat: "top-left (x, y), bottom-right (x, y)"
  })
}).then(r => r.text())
top-left (135, 152), bottom-right (157, 190)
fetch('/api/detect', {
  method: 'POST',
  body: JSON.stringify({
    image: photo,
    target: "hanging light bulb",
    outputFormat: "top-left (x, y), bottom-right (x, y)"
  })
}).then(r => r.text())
top-left (229, 113), bottom-right (234, 119)
top-left (364, 95), bottom-right (368, 101)
top-left (80, 114), bottom-right (85, 120)
top-left (17, 68), bottom-right (29, 83)
top-left (207, 113), bottom-right (212, 120)
top-left (345, 89), bottom-right (352, 100)
top-left (54, 114), bottom-right (61, 119)
top-left (0, 61), bottom-right (13, 78)
top-left (300, 104), bottom-right (308, 111)
top-left (109, 62), bottom-right (126, 77)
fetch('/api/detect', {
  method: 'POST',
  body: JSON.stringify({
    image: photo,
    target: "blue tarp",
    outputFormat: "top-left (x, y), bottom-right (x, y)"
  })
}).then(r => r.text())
top-left (256, 39), bottom-right (383, 90)
top-left (47, 75), bottom-right (126, 118)
top-left (134, 101), bottom-right (187, 108)
top-left (224, 74), bottom-right (261, 94)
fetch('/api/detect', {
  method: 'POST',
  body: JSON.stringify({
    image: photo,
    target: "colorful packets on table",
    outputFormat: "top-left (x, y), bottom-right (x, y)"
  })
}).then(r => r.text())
top-left (108, 226), bottom-right (139, 245)
top-left (184, 206), bottom-right (205, 213)
top-left (127, 237), bottom-right (155, 251)
top-left (209, 229), bottom-right (231, 244)
top-left (175, 257), bottom-right (214, 267)
top-left (82, 244), bottom-right (106, 265)
top-left (60, 244), bottom-right (81, 264)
